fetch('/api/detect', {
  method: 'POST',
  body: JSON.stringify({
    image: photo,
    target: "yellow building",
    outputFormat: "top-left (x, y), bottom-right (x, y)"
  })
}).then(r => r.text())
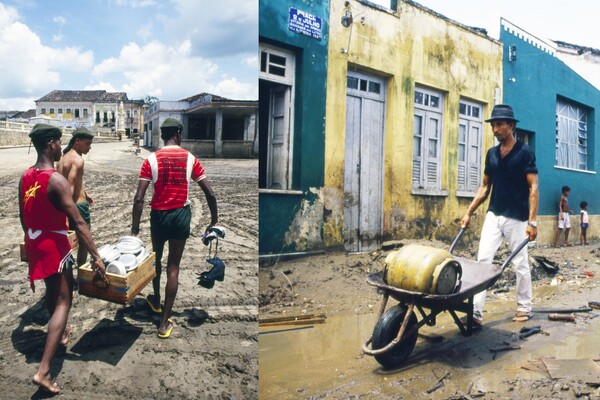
top-left (323, 1), bottom-right (503, 251)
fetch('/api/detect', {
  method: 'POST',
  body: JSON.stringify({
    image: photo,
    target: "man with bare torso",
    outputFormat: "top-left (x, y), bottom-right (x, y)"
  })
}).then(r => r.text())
top-left (57, 127), bottom-right (95, 266)
top-left (554, 185), bottom-right (574, 247)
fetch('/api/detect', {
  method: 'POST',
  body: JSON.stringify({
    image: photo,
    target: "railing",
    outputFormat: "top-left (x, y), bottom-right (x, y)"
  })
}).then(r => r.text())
top-left (0, 121), bottom-right (34, 146)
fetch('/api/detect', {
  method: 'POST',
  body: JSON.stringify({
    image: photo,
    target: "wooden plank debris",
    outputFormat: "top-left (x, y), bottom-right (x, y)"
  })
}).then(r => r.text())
top-left (259, 313), bottom-right (326, 327)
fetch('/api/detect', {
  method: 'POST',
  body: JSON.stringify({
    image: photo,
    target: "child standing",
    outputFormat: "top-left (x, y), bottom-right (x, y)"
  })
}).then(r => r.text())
top-left (580, 201), bottom-right (589, 245)
top-left (554, 186), bottom-right (574, 247)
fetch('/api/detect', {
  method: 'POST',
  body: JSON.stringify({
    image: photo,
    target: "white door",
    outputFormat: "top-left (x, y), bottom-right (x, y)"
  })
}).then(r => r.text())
top-left (344, 71), bottom-right (386, 252)
top-left (267, 86), bottom-right (291, 189)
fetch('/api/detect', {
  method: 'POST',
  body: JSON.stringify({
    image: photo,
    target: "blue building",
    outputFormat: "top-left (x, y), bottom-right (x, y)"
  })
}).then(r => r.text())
top-left (501, 18), bottom-right (600, 243)
top-left (259, 0), bottom-right (329, 255)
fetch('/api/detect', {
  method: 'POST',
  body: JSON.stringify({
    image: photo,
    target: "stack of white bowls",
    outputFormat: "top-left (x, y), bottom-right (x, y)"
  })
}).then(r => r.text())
top-left (97, 236), bottom-right (148, 276)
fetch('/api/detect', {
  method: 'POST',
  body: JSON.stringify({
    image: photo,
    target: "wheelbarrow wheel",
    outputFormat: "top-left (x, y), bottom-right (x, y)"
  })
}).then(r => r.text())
top-left (372, 304), bottom-right (418, 368)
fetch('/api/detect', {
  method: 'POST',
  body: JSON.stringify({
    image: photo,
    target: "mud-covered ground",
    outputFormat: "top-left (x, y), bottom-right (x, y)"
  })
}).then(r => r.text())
top-left (0, 141), bottom-right (258, 399)
top-left (259, 236), bottom-right (600, 399)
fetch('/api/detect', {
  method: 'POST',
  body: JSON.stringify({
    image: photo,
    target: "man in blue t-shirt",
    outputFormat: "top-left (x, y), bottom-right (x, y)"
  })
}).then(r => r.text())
top-left (460, 104), bottom-right (539, 325)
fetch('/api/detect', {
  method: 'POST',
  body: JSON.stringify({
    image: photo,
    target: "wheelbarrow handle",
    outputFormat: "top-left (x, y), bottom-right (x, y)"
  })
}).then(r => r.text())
top-left (449, 227), bottom-right (466, 254)
top-left (500, 238), bottom-right (530, 271)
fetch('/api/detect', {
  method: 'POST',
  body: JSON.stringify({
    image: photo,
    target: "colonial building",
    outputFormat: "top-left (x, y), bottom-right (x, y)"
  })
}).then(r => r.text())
top-left (143, 93), bottom-right (258, 157)
top-left (320, 0), bottom-right (503, 252)
top-left (35, 90), bottom-right (145, 136)
top-left (259, 0), bottom-right (502, 255)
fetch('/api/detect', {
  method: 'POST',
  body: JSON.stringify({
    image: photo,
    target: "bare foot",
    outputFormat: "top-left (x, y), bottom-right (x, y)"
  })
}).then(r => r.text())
top-left (32, 373), bottom-right (61, 394)
top-left (61, 325), bottom-right (73, 346)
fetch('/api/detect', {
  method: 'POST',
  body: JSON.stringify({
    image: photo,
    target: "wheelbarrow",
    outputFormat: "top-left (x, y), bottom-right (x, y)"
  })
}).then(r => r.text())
top-left (362, 229), bottom-right (529, 368)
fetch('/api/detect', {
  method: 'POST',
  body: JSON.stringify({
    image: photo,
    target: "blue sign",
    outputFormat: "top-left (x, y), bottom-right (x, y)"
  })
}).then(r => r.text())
top-left (288, 7), bottom-right (322, 40)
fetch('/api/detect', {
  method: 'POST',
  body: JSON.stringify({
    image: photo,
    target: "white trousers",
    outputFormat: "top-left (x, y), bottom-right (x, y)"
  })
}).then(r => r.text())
top-left (473, 212), bottom-right (532, 320)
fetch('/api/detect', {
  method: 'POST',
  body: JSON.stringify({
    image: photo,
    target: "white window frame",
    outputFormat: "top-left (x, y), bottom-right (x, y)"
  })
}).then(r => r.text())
top-left (457, 99), bottom-right (483, 197)
top-left (412, 86), bottom-right (447, 196)
top-left (260, 44), bottom-right (295, 86)
top-left (259, 43), bottom-right (296, 192)
top-left (556, 99), bottom-right (589, 171)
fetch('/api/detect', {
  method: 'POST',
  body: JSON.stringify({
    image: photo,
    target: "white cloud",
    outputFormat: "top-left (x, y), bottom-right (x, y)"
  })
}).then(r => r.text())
top-left (53, 15), bottom-right (66, 25)
top-left (207, 77), bottom-right (257, 100)
top-left (92, 40), bottom-right (221, 100)
top-left (0, 97), bottom-right (37, 111)
top-left (0, 1), bottom-right (257, 109)
top-left (0, 3), bottom-right (94, 108)
top-left (114, 0), bottom-right (157, 8)
top-left (168, 0), bottom-right (257, 58)
top-left (0, 3), bottom-right (19, 26)
top-left (242, 55), bottom-right (258, 68)
top-left (84, 81), bottom-right (117, 92)
top-left (137, 22), bottom-right (153, 40)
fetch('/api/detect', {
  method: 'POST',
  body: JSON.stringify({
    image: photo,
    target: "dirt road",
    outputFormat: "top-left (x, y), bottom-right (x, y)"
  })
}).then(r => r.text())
top-left (0, 140), bottom-right (258, 399)
top-left (259, 238), bottom-right (600, 399)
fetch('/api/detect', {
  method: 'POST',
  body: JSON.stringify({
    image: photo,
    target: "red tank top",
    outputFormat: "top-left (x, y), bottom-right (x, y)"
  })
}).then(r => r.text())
top-left (21, 168), bottom-right (68, 230)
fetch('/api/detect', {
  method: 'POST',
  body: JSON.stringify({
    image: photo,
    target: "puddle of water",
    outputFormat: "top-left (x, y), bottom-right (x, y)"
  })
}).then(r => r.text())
top-left (260, 295), bottom-right (600, 398)
top-left (470, 317), bottom-right (600, 393)
top-left (259, 312), bottom-right (379, 399)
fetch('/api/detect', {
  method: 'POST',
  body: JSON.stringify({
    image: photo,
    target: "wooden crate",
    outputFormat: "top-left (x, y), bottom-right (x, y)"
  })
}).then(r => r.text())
top-left (78, 252), bottom-right (156, 305)
top-left (20, 231), bottom-right (79, 262)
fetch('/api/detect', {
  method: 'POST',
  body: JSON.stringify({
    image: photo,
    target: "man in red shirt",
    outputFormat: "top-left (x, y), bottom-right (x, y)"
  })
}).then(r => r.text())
top-left (19, 124), bottom-right (106, 393)
top-left (131, 118), bottom-right (218, 338)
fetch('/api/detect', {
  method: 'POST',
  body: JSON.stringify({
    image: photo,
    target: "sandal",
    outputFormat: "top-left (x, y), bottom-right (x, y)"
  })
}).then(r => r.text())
top-left (146, 294), bottom-right (162, 314)
top-left (157, 319), bottom-right (174, 339)
top-left (512, 311), bottom-right (533, 322)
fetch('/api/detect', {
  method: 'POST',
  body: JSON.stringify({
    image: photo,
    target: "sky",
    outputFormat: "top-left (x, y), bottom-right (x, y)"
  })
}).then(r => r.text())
top-left (369, 0), bottom-right (600, 49)
top-left (0, 0), bottom-right (258, 111)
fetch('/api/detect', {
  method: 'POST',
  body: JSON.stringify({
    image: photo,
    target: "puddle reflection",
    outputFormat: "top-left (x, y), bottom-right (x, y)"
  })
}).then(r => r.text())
top-left (259, 312), bottom-right (378, 398)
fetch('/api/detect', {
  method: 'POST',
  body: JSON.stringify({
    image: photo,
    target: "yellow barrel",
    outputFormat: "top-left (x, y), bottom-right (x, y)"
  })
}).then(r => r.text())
top-left (383, 244), bottom-right (462, 295)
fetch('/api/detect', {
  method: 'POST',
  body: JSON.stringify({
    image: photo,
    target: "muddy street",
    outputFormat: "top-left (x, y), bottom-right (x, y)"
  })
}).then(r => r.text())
top-left (259, 240), bottom-right (600, 399)
top-left (0, 140), bottom-right (258, 399)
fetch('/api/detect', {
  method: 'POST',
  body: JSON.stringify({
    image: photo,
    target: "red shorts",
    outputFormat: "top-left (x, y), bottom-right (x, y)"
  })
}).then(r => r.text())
top-left (26, 229), bottom-right (73, 283)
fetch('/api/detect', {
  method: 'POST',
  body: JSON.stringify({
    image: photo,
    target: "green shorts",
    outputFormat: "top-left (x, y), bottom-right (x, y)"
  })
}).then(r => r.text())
top-left (69, 201), bottom-right (91, 230)
top-left (150, 205), bottom-right (191, 242)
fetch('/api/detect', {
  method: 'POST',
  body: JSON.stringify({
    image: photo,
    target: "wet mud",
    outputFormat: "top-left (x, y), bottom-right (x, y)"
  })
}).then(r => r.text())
top-left (260, 239), bottom-right (600, 399)
top-left (0, 141), bottom-right (258, 399)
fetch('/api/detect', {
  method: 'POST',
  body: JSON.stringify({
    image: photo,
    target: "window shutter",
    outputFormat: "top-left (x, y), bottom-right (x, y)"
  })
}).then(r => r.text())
top-left (424, 115), bottom-right (440, 190)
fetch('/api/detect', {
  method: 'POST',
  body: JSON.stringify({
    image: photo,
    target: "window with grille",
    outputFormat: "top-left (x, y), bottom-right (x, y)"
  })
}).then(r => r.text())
top-left (556, 99), bottom-right (589, 171)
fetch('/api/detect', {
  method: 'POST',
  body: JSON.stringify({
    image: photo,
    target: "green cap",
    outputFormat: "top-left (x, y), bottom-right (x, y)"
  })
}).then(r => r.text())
top-left (72, 126), bottom-right (94, 140)
top-left (63, 126), bottom-right (94, 154)
top-left (161, 118), bottom-right (183, 130)
top-left (29, 123), bottom-right (62, 142)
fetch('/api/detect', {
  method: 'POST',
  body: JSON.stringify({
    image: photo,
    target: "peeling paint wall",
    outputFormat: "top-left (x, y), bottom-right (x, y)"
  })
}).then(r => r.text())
top-left (324, 0), bottom-right (503, 247)
top-left (259, 0), bottom-right (329, 254)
